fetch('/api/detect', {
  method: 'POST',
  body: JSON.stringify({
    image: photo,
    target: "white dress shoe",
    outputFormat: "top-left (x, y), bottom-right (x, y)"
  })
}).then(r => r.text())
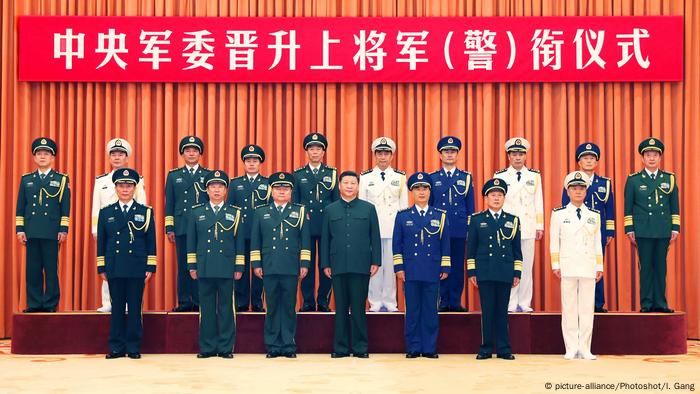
top-left (580, 352), bottom-right (597, 360)
top-left (563, 352), bottom-right (577, 360)
top-left (96, 306), bottom-right (111, 313)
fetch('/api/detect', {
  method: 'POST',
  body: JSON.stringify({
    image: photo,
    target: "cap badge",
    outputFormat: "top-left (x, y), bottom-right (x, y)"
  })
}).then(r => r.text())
top-left (575, 172), bottom-right (582, 179)
top-left (215, 171), bottom-right (221, 177)
top-left (41, 138), bottom-right (47, 145)
top-left (115, 139), bottom-right (122, 146)
top-left (249, 146), bottom-right (255, 151)
top-left (515, 138), bottom-right (521, 145)
top-left (494, 179), bottom-right (500, 185)
top-left (189, 136), bottom-right (195, 142)
top-left (649, 138), bottom-right (656, 145)
top-left (123, 170), bottom-right (129, 176)
top-left (312, 134), bottom-right (318, 140)
top-left (586, 143), bottom-right (592, 149)
top-left (447, 137), bottom-right (454, 143)
top-left (280, 173), bottom-right (285, 179)
top-left (417, 173), bottom-right (423, 180)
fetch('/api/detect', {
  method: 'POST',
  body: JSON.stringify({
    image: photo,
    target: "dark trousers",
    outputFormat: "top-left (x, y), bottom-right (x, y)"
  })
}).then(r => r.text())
top-left (198, 278), bottom-right (235, 355)
top-left (478, 280), bottom-right (512, 355)
top-left (25, 238), bottom-right (60, 310)
top-left (636, 237), bottom-right (671, 310)
top-left (300, 236), bottom-right (332, 309)
top-left (440, 237), bottom-right (466, 309)
top-left (595, 241), bottom-right (606, 309)
top-left (404, 280), bottom-right (439, 354)
top-left (262, 275), bottom-right (298, 353)
top-left (235, 239), bottom-right (264, 310)
top-left (108, 277), bottom-right (145, 354)
top-left (175, 234), bottom-right (198, 307)
top-left (332, 273), bottom-right (370, 354)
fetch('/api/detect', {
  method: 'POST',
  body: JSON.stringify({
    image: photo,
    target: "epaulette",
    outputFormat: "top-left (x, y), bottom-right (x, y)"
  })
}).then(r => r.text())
top-left (430, 169), bottom-right (440, 175)
top-left (142, 204), bottom-right (153, 210)
top-left (232, 174), bottom-right (247, 181)
top-left (21, 171), bottom-right (34, 177)
top-left (326, 165), bottom-right (337, 170)
top-left (553, 206), bottom-right (567, 212)
top-left (96, 172), bottom-right (109, 179)
top-left (597, 174), bottom-right (610, 181)
top-left (228, 204), bottom-right (242, 210)
top-left (495, 168), bottom-right (507, 174)
top-left (361, 169), bottom-right (373, 175)
top-left (191, 203), bottom-right (206, 209)
top-left (590, 207), bottom-right (600, 214)
top-left (294, 166), bottom-right (305, 172)
top-left (628, 171), bottom-right (641, 177)
top-left (169, 167), bottom-right (181, 173)
top-left (397, 207), bottom-right (412, 214)
top-left (662, 170), bottom-right (675, 176)
top-left (394, 169), bottom-right (406, 175)
top-left (434, 207), bottom-right (446, 213)
top-left (528, 168), bottom-right (540, 174)
top-left (293, 202), bottom-right (304, 207)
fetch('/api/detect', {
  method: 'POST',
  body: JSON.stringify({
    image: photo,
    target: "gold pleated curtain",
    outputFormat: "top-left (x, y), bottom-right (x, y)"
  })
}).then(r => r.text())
top-left (0, 0), bottom-right (698, 339)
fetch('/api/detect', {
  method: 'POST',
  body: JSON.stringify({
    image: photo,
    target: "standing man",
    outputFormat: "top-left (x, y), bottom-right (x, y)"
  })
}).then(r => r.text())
top-left (165, 136), bottom-right (210, 312)
top-left (359, 137), bottom-right (408, 312)
top-left (561, 143), bottom-right (615, 313)
top-left (321, 171), bottom-right (381, 358)
top-left (393, 172), bottom-right (451, 359)
top-left (92, 138), bottom-right (147, 313)
top-left (467, 178), bottom-right (522, 360)
top-left (293, 132), bottom-right (339, 312)
top-left (97, 168), bottom-right (156, 359)
top-left (551, 171), bottom-right (604, 360)
top-left (227, 144), bottom-right (270, 312)
top-left (430, 136), bottom-right (475, 312)
top-left (624, 137), bottom-right (680, 313)
top-left (250, 172), bottom-right (310, 358)
top-left (494, 137), bottom-right (543, 312)
top-left (187, 170), bottom-right (244, 359)
top-left (16, 137), bottom-right (70, 313)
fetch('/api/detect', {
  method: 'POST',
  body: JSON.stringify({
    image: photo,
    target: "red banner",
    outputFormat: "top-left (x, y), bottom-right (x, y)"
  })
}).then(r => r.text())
top-left (18, 16), bottom-right (683, 83)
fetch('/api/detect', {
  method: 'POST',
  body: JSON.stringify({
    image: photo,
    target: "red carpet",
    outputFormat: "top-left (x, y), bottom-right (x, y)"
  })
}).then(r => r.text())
top-left (11, 311), bottom-right (687, 355)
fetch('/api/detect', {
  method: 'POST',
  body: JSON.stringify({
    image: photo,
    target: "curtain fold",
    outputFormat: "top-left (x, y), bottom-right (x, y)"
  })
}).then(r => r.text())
top-left (1, 0), bottom-right (698, 339)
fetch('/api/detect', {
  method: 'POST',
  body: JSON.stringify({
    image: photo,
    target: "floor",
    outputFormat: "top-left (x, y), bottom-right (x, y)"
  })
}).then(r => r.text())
top-left (1, 340), bottom-right (699, 393)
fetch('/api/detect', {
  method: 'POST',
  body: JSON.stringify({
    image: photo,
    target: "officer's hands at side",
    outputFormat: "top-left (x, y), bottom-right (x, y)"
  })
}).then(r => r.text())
top-left (16, 232), bottom-right (27, 245)
top-left (190, 270), bottom-right (197, 280)
top-left (145, 272), bottom-right (152, 283)
top-left (439, 273), bottom-right (448, 280)
top-left (552, 269), bottom-right (561, 279)
top-left (299, 267), bottom-right (308, 279)
top-left (627, 232), bottom-right (636, 245)
top-left (57, 232), bottom-right (67, 243)
top-left (254, 268), bottom-right (263, 279)
top-left (234, 272), bottom-right (242, 280)
top-left (671, 231), bottom-right (679, 243)
top-left (535, 230), bottom-right (544, 241)
top-left (370, 264), bottom-right (379, 277)
top-left (606, 236), bottom-right (613, 246)
top-left (595, 271), bottom-right (603, 282)
top-left (166, 232), bottom-right (176, 243)
top-left (396, 271), bottom-right (405, 282)
top-left (324, 267), bottom-right (332, 278)
top-left (100, 273), bottom-right (107, 281)
top-left (512, 277), bottom-right (520, 288)
top-left (469, 276), bottom-right (478, 288)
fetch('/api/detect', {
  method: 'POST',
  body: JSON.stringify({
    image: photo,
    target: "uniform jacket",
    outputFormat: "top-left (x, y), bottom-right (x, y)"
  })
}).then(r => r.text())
top-left (16, 169), bottom-right (71, 239)
top-left (292, 164), bottom-right (339, 238)
top-left (466, 210), bottom-right (523, 283)
top-left (187, 203), bottom-right (245, 278)
top-left (493, 166), bottom-right (544, 239)
top-left (549, 204), bottom-right (603, 279)
top-left (92, 170), bottom-right (147, 236)
top-left (429, 168), bottom-right (475, 239)
top-left (359, 166), bottom-right (409, 238)
top-left (164, 165), bottom-right (210, 236)
top-left (624, 169), bottom-right (680, 238)
top-left (226, 174), bottom-right (270, 240)
top-left (561, 173), bottom-right (615, 240)
top-left (250, 203), bottom-right (311, 275)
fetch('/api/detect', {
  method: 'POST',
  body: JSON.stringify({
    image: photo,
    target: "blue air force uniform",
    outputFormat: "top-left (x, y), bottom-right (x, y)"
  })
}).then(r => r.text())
top-left (467, 179), bottom-right (522, 359)
top-left (226, 144), bottom-right (270, 311)
top-left (97, 169), bottom-right (156, 357)
top-left (561, 143), bottom-right (615, 311)
top-left (430, 137), bottom-right (475, 311)
top-left (393, 172), bottom-right (451, 357)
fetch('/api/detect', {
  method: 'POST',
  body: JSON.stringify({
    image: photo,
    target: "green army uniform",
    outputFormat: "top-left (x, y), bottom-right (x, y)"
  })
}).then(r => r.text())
top-left (187, 170), bottom-right (245, 358)
top-left (250, 172), bottom-right (311, 356)
top-left (292, 132), bottom-right (339, 311)
top-left (227, 144), bottom-right (270, 311)
top-left (320, 192), bottom-right (382, 357)
top-left (624, 138), bottom-right (680, 312)
top-left (165, 136), bottom-right (210, 311)
top-left (15, 137), bottom-right (70, 313)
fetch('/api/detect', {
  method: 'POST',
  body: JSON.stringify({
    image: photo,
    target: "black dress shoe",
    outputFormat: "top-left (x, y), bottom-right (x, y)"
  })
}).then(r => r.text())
top-left (236, 305), bottom-right (250, 312)
top-left (422, 353), bottom-right (439, 359)
top-left (353, 353), bottom-right (369, 358)
top-left (105, 352), bottom-right (126, 359)
top-left (218, 352), bottom-right (234, 359)
top-left (197, 353), bottom-right (215, 358)
top-left (497, 353), bottom-right (515, 360)
top-left (640, 307), bottom-right (653, 313)
top-left (190, 305), bottom-right (199, 312)
top-left (452, 306), bottom-right (468, 312)
top-left (252, 306), bottom-right (265, 312)
top-left (438, 306), bottom-right (450, 312)
top-left (405, 352), bottom-right (420, 358)
top-left (172, 305), bottom-right (191, 312)
top-left (331, 352), bottom-right (349, 358)
top-left (45, 308), bottom-right (56, 313)
top-left (266, 352), bottom-right (279, 358)
top-left (300, 305), bottom-right (315, 312)
top-left (22, 307), bottom-right (40, 313)
top-left (127, 352), bottom-right (141, 359)
top-left (594, 307), bottom-right (608, 313)
top-left (317, 305), bottom-right (331, 312)
top-left (476, 353), bottom-right (492, 360)
top-left (283, 352), bottom-right (297, 358)
top-left (656, 307), bottom-right (675, 313)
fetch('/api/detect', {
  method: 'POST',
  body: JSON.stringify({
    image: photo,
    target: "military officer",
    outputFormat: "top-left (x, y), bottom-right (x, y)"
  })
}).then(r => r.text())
top-left (494, 137), bottom-right (543, 312)
top-left (561, 142), bottom-right (615, 313)
top-left (97, 168), bottom-right (156, 359)
top-left (292, 132), bottom-right (339, 312)
top-left (187, 170), bottom-right (244, 359)
top-left (430, 136), bottom-right (475, 312)
top-left (321, 171), bottom-right (381, 358)
top-left (624, 137), bottom-right (680, 313)
top-left (393, 172), bottom-right (451, 358)
top-left (250, 172), bottom-right (310, 358)
top-left (15, 137), bottom-right (70, 313)
top-left (165, 136), bottom-right (210, 312)
top-left (359, 137), bottom-right (408, 312)
top-left (551, 171), bottom-right (604, 360)
top-left (467, 178), bottom-right (522, 360)
top-left (227, 144), bottom-right (270, 312)
top-left (92, 138), bottom-right (147, 313)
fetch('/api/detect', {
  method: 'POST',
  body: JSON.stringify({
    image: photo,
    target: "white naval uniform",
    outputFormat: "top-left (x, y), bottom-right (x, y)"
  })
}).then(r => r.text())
top-left (91, 170), bottom-right (147, 310)
top-left (359, 166), bottom-right (409, 311)
top-left (550, 203), bottom-right (603, 359)
top-left (494, 166), bottom-right (544, 312)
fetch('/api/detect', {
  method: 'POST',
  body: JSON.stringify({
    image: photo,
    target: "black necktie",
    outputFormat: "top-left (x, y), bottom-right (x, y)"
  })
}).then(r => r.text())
top-left (516, 171), bottom-right (522, 182)
top-left (494, 212), bottom-right (500, 221)
top-left (122, 204), bottom-right (129, 216)
top-left (650, 173), bottom-right (656, 180)
top-left (277, 205), bottom-right (284, 213)
top-left (213, 205), bottom-right (220, 214)
top-left (576, 208), bottom-right (581, 220)
top-left (447, 171), bottom-right (452, 179)
top-left (419, 210), bottom-right (425, 217)
top-left (380, 171), bottom-right (386, 181)
top-left (40, 173), bottom-right (46, 180)
top-left (312, 168), bottom-right (319, 176)
top-left (189, 168), bottom-right (195, 176)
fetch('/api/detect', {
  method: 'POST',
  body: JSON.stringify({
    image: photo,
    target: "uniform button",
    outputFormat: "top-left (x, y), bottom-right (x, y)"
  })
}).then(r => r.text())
top-left (414, 234), bottom-right (417, 237)
top-left (207, 249), bottom-right (210, 252)
top-left (45, 213), bottom-right (48, 216)
top-left (414, 253), bottom-right (418, 256)
top-left (427, 253), bottom-right (431, 257)
top-left (116, 250), bottom-right (119, 253)
top-left (648, 204), bottom-right (652, 207)
top-left (649, 212), bottom-right (652, 216)
top-left (273, 237), bottom-right (276, 240)
top-left (489, 245), bottom-right (492, 248)
top-left (208, 230), bottom-right (211, 233)
top-left (117, 232), bottom-right (120, 235)
top-left (309, 191), bottom-right (313, 194)
top-left (116, 241), bottom-right (120, 244)
top-left (427, 244), bottom-right (431, 247)
top-left (319, 200), bottom-right (323, 203)
top-left (489, 253), bottom-right (492, 256)
top-left (220, 250), bottom-right (223, 253)
top-left (648, 196), bottom-right (651, 199)
top-left (129, 241), bottom-right (132, 244)
top-left (285, 247), bottom-right (289, 250)
top-left (129, 250), bottom-right (132, 254)
top-left (414, 243), bottom-right (418, 246)
top-left (346, 234), bottom-right (350, 237)
top-left (285, 238), bottom-right (288, 240)
top-left (320, 209), bottom-right (323, 213)
top-left (184, 191), bottom-right (188, 194)
top-left (660, 204), bottom-right (664, 207)
top-left (489, 236), bottom-right (492, 239)
top-left (346, 245), bottom-right (350, 248)
top-left (244, 199), bottom-right (248, 202)
top-left (273, 246), bottom-right (276, 250)
top-left (220, 240), bottom-right (223, 243)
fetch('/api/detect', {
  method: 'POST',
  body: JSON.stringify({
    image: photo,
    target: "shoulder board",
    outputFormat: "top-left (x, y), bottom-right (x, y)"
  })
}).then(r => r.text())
top-left (259, 175), bottom-right (269, 181)
top-left (460, 169), bottom-right (472, 176)
top-left (293, 203), bottom-right (304, 207)
top-left (191, 203), bottom-right (206, 209)
top-left (22, 171), bottom-right (35, 177)
top-left (326, 166), bottom-right (337, 171)
top-left (394, 169), bottom-right (405, 175)
top-left (589, 207), bottom-right (600, 214)
top-left (597, 175), bottom-right (610, 181)
top-left (553, 206), bottom-right (567, 212)
top-left (294, 166), bottom-right (305, 172)
top-left (430, 169), bottom-right (440, 175)
top-left (227, 204), bottom-right (241, 210)
top-left (528, 168), bottom-right (540, 174)
top-left (142, 204), bottom-right (153, 210)
top-left (168, 167), bottom-right (181, 173)
top-left (628, 171), bottom-right (641, 177)
top-left (254, 205), bottom-right (271, 212)
top-left (232, 175), bottom-right (247, 181)
top-left (398, 207), bottom-right (412, 214)
top-left (662, 170), bottom-right (675, 176)
top-left (55, 172), bottom-right (68, 179)
top-left (361, 169), bottom-right (373, 175)
top-left (200, 167), bottom-right (209, 172)
top-left (96, 172), bottom-right (109, 179)
top-left (495, 168), bottom-right (507, 174)
top-left (434, 208), bottom-right (446, 213)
